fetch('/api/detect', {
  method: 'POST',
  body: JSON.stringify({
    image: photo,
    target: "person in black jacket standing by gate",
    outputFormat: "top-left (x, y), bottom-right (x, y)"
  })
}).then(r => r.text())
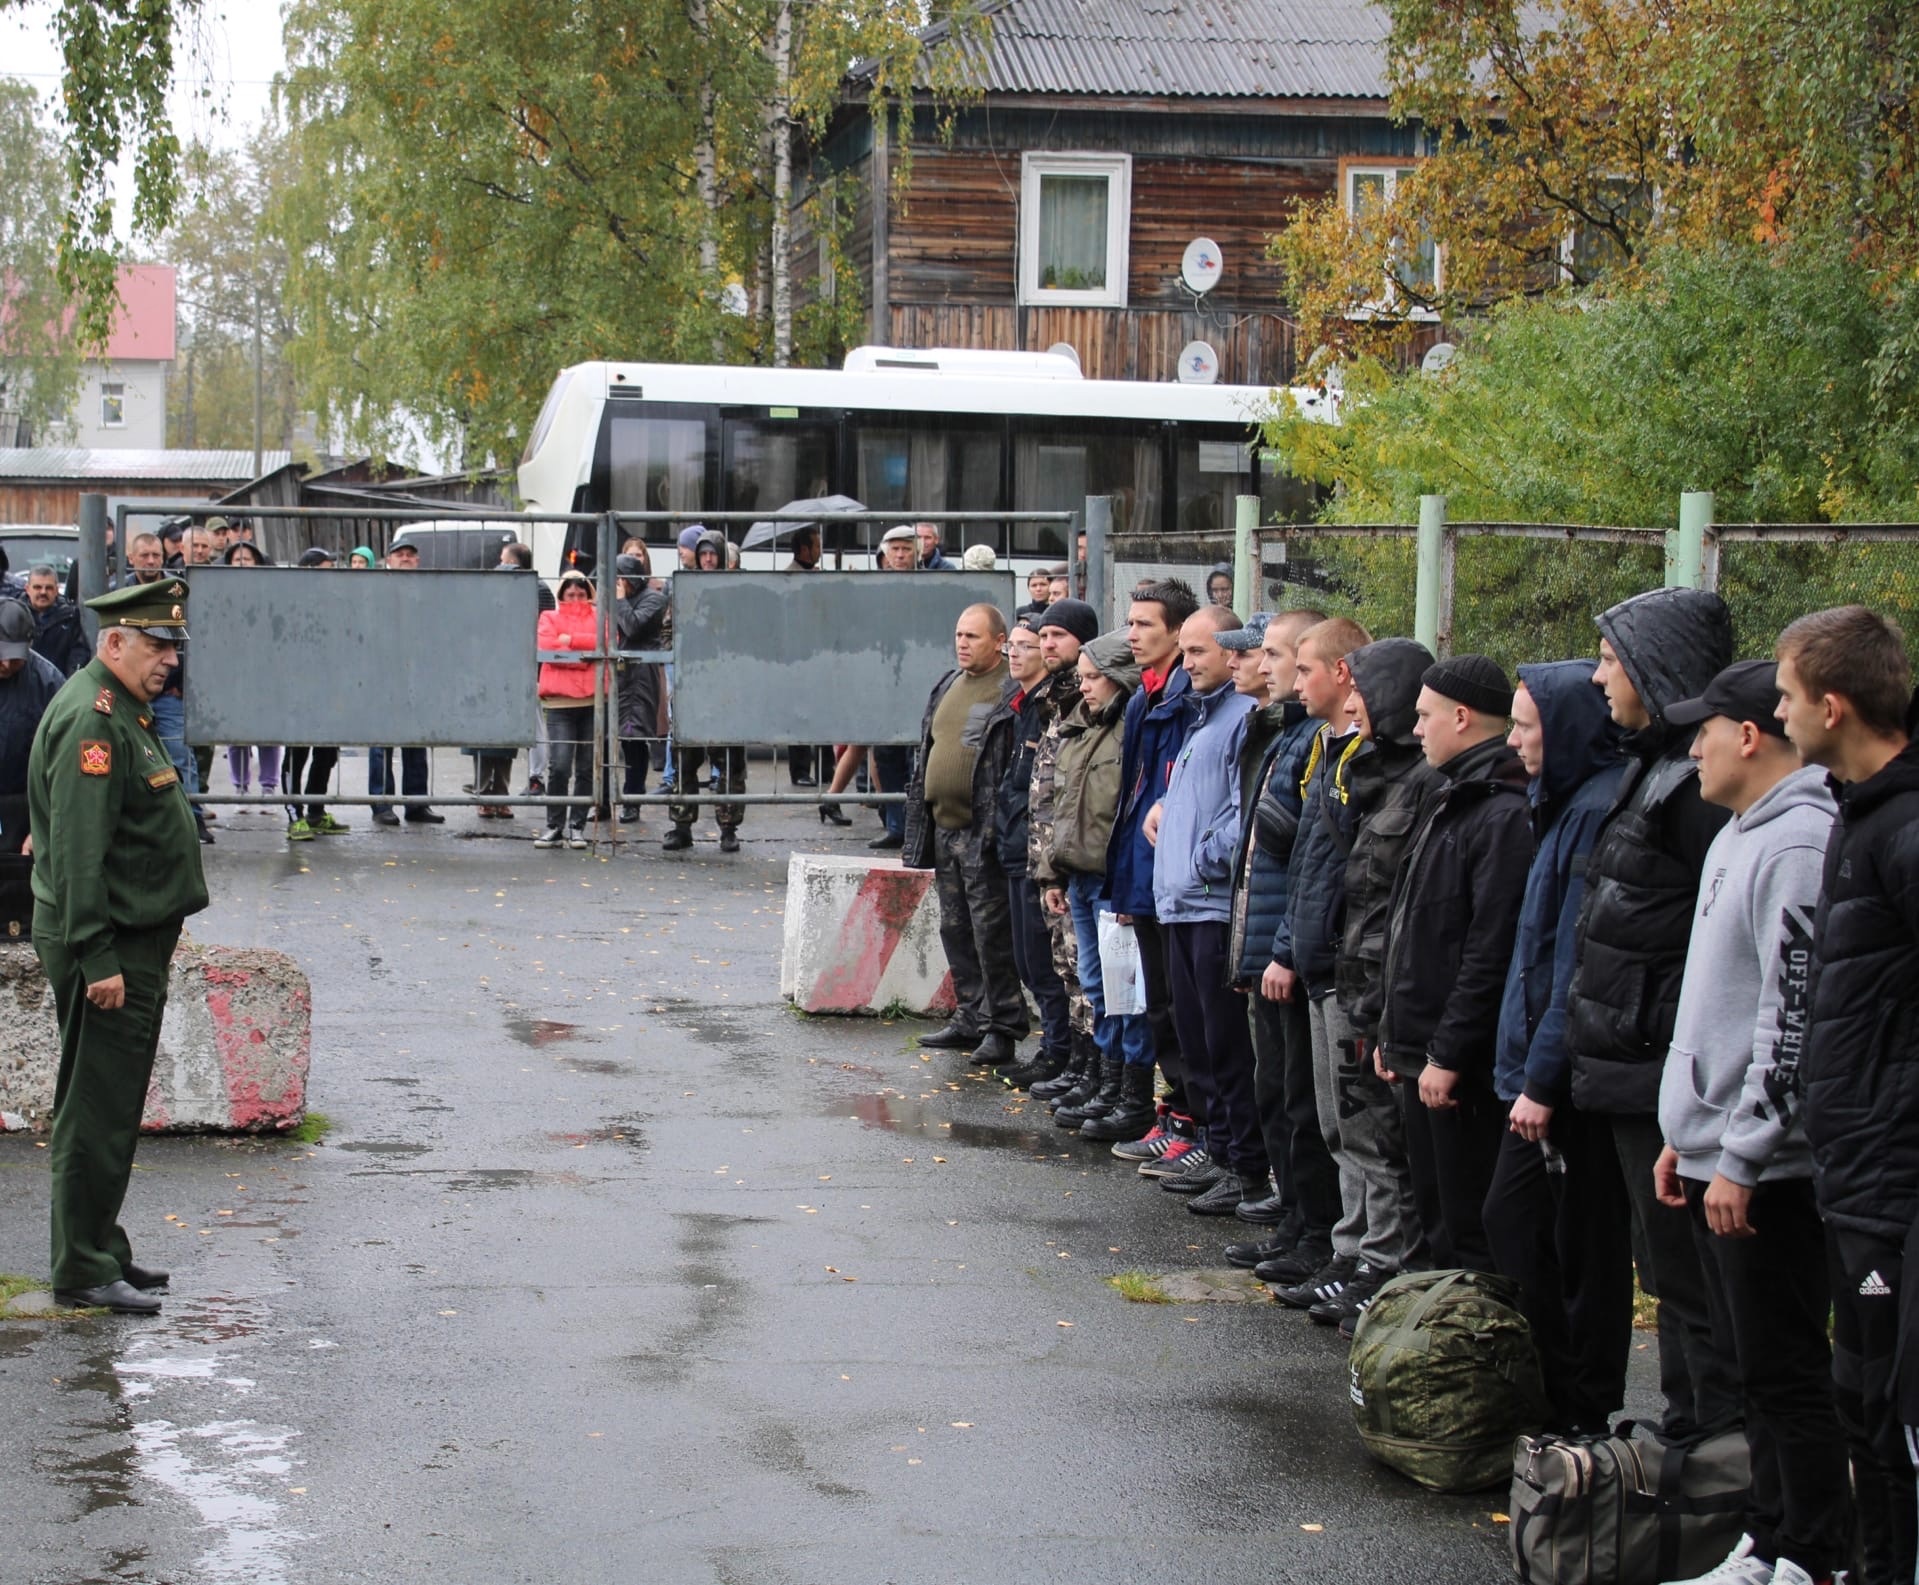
top-left (1777, 606), bottom-right (1919, 1585)
top-left (1565, 585), bottom-right (1737, 1444)
top-left (1375, 656), bottom-right (1531, 1275)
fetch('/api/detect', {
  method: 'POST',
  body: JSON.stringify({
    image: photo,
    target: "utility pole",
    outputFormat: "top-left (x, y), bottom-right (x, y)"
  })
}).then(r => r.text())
top-left (251, 235), bottom-right (265, 477)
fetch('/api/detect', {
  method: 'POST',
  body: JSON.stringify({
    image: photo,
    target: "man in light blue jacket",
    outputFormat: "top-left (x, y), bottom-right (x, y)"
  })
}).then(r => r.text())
top-left (1652, 660), bottom-right (1848, 1585)
top-left (1148, 606), bottom-right (1260, 1217)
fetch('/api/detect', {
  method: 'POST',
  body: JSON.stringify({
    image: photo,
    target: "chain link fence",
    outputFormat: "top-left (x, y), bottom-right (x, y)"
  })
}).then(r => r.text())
top-left (1711, 527), bottom-right (1919, 657)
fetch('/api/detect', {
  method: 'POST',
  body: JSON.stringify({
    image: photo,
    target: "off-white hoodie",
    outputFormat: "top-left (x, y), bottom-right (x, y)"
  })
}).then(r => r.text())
top-left (1658, 762), bottom-right (1836, 1186)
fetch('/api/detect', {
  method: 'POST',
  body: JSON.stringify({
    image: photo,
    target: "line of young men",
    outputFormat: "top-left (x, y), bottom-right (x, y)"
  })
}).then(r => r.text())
top-left (913, 575), bottom-right (1919, 1585)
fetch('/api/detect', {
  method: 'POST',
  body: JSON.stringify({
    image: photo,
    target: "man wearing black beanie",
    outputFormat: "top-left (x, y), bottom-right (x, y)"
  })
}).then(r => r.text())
top-left (1373, 655), bottom-right (1532, 1275)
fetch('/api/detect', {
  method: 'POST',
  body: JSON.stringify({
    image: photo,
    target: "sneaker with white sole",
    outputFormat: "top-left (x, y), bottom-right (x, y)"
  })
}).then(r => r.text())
top-left (1114, 1110), bottom-right (1194, 1163)
top-left (1662, 1535), bottom-right (1776, 1585)
top-left (1137, 1140), bottom-right (1206, 1180)
top-left (533, 826), bottom-right (564, 849)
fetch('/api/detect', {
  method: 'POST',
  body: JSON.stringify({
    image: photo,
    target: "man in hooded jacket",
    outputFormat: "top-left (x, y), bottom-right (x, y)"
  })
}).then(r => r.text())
top-left (1565, 585), bottom-right (1738, 1442)
top-left (1482, 659), bottom-right (1629, 1434)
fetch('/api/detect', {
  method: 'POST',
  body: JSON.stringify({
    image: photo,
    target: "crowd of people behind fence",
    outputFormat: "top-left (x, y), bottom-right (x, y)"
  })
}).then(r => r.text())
top-left (911, 574), bottom-right (1919, 1585)
top-left (1, 512), bottom-right (1064, 861)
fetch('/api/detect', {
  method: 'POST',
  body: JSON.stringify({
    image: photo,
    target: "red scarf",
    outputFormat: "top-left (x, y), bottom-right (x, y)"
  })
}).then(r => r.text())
top-left (1141, 667), bottom-right (1167, 695)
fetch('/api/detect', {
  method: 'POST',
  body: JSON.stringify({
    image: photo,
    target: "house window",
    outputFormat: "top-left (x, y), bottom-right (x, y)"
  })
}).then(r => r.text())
top-left (1341, 162), bottom-right (1440, 317)
top-left (1564, 177), bottom-right (1652, 284)
top-left (100, 382), bottom-right (126, 429)
top-left (1019, 153), bottom-right (1131, 308)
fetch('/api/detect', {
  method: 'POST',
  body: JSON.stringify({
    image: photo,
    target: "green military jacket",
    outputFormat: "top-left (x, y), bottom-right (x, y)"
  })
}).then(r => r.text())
top-left (27, 657), bottom-right (209, 982)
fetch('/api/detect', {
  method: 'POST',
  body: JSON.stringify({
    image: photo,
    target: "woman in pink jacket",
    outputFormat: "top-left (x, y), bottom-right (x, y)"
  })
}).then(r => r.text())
top-left (534, 570), bottom-right (603, 849)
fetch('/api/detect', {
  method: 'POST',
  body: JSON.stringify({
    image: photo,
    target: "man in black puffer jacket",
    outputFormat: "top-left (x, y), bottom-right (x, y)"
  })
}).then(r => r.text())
top-left (1778, 605), bottom-right (1919, 1585)
top-left (1565, 585), bottom-right (1737, 1444)
top-left (1376, 655), bottom-right (1531, 1276)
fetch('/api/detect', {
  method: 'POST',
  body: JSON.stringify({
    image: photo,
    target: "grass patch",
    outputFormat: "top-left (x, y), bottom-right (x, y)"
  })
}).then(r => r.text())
top-left (0, 1273), bottom-right (44, 1307)
top-left (1107, 1270), bottom-right (1174, 1305)
top-left (877, 997), bottom-right (914, 1022)
top-left (287, 1111), bottom-right (332, 1145)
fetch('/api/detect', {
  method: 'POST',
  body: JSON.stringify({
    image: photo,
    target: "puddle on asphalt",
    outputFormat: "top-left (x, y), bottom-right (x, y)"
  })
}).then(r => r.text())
top-left (822, 1091), bottom-right (1053, 1154)
top-left (366, 1076), bottom-right (420, 1088)
top-left (557, 1055), bottom-right (626, 1075)
top-left (504, 1015), bottom-right (584, 1047)
top-left (332, 1141), bottom-right (431, 1157)
top-left (545, 1118), bottom-right (649, 1152)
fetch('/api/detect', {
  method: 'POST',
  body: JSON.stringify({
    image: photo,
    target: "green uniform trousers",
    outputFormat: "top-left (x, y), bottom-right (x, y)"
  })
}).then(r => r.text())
top-left (35, 921), bottom-right (181, 1290)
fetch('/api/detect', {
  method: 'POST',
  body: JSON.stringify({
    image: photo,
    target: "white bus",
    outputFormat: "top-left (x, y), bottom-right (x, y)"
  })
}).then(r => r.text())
top-left (514, 346), bottom-right (1332, 576)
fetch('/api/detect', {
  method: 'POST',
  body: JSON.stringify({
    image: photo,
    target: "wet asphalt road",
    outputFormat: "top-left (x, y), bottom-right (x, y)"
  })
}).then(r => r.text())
top-left (0, 791), bottom-right (1576, 1585)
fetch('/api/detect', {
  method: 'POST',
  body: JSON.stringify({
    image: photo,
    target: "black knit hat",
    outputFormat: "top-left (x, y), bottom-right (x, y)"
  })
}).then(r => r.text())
top-left (1037, 598), bottom-right (1098, 645)
top-left (1421, 653), bottom-right (1513, 716)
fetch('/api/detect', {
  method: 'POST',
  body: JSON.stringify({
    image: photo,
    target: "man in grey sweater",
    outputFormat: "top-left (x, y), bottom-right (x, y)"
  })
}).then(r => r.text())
top-left (1653, 660), bottom-right (1849, 1585)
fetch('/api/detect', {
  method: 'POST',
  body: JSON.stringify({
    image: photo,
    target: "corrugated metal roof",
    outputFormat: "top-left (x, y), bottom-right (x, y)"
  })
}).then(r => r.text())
top-left (904, 0), bottom-right (1390, 101)
top-left (0, 448), bottom-right (291, 482)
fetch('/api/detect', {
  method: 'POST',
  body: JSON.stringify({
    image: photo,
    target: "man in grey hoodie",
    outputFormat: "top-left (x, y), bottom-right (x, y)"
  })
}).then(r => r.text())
top-left (1652, 660), bottom-right (1848, 1585)
top-left (1148, 605), bottom-right (1262, 1216)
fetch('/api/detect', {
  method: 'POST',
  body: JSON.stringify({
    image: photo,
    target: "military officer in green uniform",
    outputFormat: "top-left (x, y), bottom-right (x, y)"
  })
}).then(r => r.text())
top-left (28, 579), bottom-right (208, 1315)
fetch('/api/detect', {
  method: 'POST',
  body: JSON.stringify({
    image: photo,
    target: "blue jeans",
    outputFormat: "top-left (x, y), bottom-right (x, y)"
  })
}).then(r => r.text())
top-left (151, 692), bottom-right (197, 793)
top-left (873, 746), bottom-right (911, 839)
top-left (1067, 873), bottom-right (1153, 1067)
top-left (369, 746), bottom-right (429, 816)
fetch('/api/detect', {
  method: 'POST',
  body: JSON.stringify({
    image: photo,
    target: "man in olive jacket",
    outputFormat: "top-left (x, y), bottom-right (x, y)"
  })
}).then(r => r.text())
top-left (29, 579), bottom-right (209, 1315)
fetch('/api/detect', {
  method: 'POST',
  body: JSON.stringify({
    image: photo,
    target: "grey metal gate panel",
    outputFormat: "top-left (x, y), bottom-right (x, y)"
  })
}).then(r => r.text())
top-left (181, 567), bottom-right (541, 746)
top-left (670, 571), bottom-right (1018, 745)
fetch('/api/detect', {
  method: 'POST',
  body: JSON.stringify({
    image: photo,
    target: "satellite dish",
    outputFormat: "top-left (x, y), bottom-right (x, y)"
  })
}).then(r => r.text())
top-left (1420, 341), bottom-right (1458, 375)
top-left (1177, 340), bottom-right (1220, 384)
top-left (1181, 238), bottom-right (1224, 295)
top-left (1046, 341), bottom-right (1081, 370)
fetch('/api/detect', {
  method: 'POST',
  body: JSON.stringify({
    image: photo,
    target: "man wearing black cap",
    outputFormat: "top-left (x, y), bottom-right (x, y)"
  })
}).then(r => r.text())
top-left (1374, 655), bottom-right (1531, 1275)
top-left (29, 579), bottom-right (209, 1314)
top-left (1649, 659), bottom-right (1847, 1585)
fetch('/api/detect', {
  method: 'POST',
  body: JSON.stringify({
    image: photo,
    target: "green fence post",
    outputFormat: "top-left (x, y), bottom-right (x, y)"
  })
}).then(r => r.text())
top-left (1668, 492), bottom-right (1712, 589)
top-left (1415, 494), bottom-right (1447, 655)
top-left (1233, 494), bottom-right (1258, 619)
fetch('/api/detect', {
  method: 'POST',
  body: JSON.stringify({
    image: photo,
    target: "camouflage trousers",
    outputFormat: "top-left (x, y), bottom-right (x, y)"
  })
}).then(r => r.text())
top-left (1046, 896), bottom-right (1094, 1037)
top-left (669, 744), bottom-right (746, 830)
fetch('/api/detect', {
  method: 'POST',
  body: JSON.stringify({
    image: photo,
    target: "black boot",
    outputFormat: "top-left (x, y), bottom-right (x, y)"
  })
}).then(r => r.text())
top-left (1055, 1055), bottom-right (1123, 1129)
top-left (1000, 1044), bottom-right (1070, 1090)
top-left (1079, 1062), bottom-right (1157, 1141)
top-left (1031, 1030), bottom-right (1097, 1103)
top-left (661, 824), bottom-right (693, 852)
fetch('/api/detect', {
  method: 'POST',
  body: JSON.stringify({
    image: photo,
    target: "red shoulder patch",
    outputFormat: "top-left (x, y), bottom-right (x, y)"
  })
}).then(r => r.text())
top-left (79, 740), bottom-right (111, 776)
top-left (93, 688), bottom-right (113, 716)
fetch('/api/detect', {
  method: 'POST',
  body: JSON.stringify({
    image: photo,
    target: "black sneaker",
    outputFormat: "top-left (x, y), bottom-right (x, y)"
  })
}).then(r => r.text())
top-left (1114, 1109), bottom-right (1193, 1164)
top-left (1310, 1262), bottom-right (1386, 1327)
top-left (1185, 1172), bottom-right (1248, 1216)
top-left (1253, 1239), bottom-right (1331, 1286)
top-left (1274, 1253), bottom-right (1356, 1311)
top-left (1224, 1234), bottom-right (1293, 1270)
top-left (1136, 1137), bottom-right (1205, 1179)
top-left (1159, 1153), bottom-right (1225, 1196)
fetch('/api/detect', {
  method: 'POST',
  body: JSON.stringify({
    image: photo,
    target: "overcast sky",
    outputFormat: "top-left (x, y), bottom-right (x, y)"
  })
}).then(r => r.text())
top-left (1, 0), bottom-right (289, 230)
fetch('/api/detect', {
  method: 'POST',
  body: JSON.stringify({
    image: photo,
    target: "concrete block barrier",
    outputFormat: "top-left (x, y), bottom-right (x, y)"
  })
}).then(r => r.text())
top-left (781, 854), bottom-right (957, 1018)
top-left (0, 939), bottom-right (312, 1133)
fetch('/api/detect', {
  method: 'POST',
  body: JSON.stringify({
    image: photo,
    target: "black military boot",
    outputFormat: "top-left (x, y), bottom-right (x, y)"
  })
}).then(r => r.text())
top-left (662, 823), bottom-right (693, 852)
top-left (1078, 1062), bottom-right (1156, 1142)
top-left (1000, 1043), bottom-right (1070, 1090)
top-left (1031, 1030), bottom-right (1097, 1104)
top-left (1055, 1055), bottom-right (1123, 1129)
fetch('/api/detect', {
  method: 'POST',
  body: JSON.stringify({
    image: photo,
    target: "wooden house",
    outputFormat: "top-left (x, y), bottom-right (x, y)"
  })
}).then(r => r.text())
top-left (791, 0), bottom-right (1420, 385)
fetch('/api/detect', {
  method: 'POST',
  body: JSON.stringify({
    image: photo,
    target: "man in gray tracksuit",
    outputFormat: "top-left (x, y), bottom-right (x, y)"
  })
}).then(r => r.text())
top-left (1653, 660), bottom-right (1849, 1585)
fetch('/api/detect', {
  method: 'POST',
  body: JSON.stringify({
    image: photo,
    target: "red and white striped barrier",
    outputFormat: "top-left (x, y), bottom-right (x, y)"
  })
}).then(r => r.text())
top-left (781, 854), bottom-right (958, 1017)
top-left (0, 940), bottom-right (311, 1133)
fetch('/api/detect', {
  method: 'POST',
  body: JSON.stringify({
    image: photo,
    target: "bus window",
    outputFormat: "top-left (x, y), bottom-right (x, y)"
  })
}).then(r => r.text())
top-left (1175, 432), bottom-right (1251, 540)
top-left (608, 414), bottom-right (706, 514)
top-left (853, 421), bottom-right (1000, 555)
top-left (723, 419), bottom-right (836, 517)
top-left (1012, 424), bottom-right (1163, 556)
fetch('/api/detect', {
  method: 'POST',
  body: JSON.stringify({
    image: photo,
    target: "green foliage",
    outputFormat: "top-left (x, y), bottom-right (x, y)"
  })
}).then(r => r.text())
top-left (1107, 1271), bottom-right (1173, 1304)
top-left (287, 1110), bottom-right (332, 1144)
top-left (1265, 237), bottom-right (1919, 665)
top-left (274, 0), bottom-right (984, 464)
top-left (0, 76), bottom-right (83, 439)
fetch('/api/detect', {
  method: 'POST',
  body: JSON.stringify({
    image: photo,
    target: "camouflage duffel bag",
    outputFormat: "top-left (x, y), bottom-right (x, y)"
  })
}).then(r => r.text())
top-left (1348, 1268), bottom-right (1549, 1493)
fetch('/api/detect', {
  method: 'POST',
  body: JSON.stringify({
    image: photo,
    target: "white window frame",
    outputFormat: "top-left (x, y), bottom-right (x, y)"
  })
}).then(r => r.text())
top-left (1341, 160), bottom-right (1442, 321)
top-left (1018, 152), bottom-right (1132, 309)
top-left (100, 381), bottom-right (126, 429)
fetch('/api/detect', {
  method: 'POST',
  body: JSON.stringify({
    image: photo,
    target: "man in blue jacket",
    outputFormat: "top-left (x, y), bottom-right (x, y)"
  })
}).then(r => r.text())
top-left (1106, 579), bottom-right (1201, 1172)
top-left (1149, 606), bottom-right (1261, 1216)
top-left (1481, 659), bottom-right (1628, 1433)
